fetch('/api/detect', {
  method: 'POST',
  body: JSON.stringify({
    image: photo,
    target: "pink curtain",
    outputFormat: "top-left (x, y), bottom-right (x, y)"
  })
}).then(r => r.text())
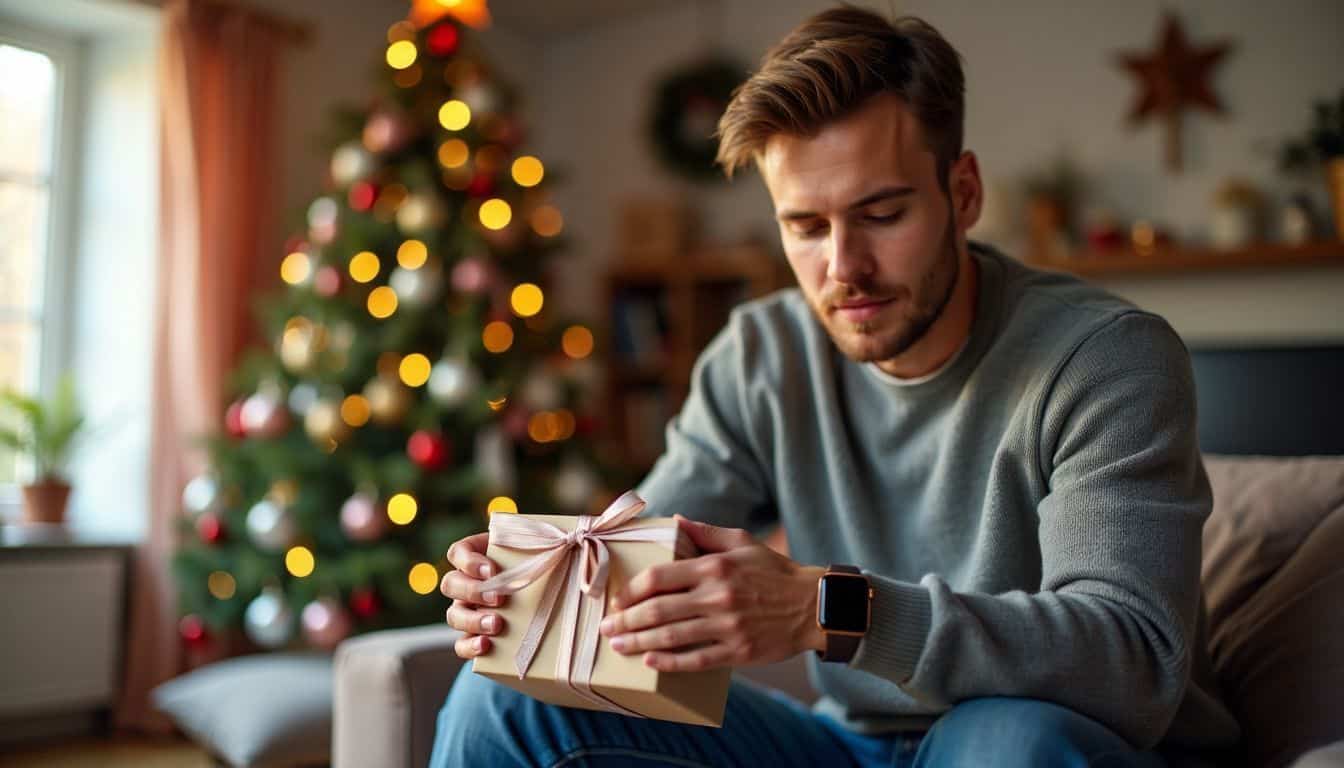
top-left (116, 0), bottom-right (285, 732)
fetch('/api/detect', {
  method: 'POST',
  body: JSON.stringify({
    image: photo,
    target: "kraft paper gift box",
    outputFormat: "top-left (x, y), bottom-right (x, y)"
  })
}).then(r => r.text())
top-left (471, 491), bottom-right (732, 727)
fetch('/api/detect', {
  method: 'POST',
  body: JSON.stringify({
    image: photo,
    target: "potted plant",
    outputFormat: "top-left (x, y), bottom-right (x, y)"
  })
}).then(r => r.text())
top-left (1279, 87), bottom-right (1344, 240)
top-left (0, 375), bottom-right (86, 525)
top-left (1022, 152), bottom-right (1085, 258)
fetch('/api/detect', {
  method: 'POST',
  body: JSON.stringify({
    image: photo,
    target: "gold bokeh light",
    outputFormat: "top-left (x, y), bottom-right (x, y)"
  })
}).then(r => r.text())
top-left (487, 496), bottom-right (518, 515)
top-left (399, 353), bottom-right (432, 387)
top-left (438, 100), bottom-right (471, 131)
top-left (340, 395), bottom-right (371, 427)
top-left (482, 321), bottom-right (514, 353)
top-left (286, 546), bottom-right (316, 578)
top-left (530, 205), bottom-right (563, 237)
top-left (511, 156), bottom-right (544, 187)
top-left (562, 325), bottom-right (594, 359)
top-left (386, 40), bottom-right (418, 70)
top-left (207, 571), bottom-right (236, 600)
top-left (397, 240), bottom-right (428, 269)
top-left (510, 283), bottom-right (543, 317)
top-left (368, 286), bottom-right (399, 319)
top-left (280, 251), bottom-right (311, 285)
top-left (437, 139), bottom-right (469, 169)
top-left (479, 198), bottom-right (512, 230)
top-left (388, 492), bottom-right (418, 525)
top-left (408, 562), bottom-right (438, 595)
top-left (349, 251), bottom-right (381, 283)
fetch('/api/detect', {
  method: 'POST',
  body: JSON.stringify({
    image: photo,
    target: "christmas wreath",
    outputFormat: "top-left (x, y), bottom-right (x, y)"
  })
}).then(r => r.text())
top-left (648, 56), bottom-right (745, 182)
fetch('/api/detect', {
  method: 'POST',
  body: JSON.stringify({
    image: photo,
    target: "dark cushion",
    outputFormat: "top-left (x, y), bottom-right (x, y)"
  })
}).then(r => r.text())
top-left (1200, 454), bottom-right (1344, 768)
top-left (151, 652), bottom-right (332, 768)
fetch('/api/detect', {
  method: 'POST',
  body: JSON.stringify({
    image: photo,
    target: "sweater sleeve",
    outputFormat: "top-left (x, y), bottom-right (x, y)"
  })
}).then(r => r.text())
top-left (635, 313), bottom-right (777, 534)
top-left (849, 312), bottom-right (1210, 749)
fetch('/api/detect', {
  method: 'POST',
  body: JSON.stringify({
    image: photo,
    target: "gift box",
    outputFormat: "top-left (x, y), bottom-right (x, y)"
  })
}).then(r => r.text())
top-left (471, 491), bottom-right (732, 727)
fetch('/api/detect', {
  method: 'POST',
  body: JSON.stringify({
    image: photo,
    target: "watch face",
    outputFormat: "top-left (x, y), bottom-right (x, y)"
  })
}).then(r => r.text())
top-left (818, 574), bottom-right (869, 633)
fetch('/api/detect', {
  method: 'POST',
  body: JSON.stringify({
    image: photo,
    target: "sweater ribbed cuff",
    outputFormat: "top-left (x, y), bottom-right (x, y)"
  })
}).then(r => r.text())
top-left (850, 572), bottom-right (932, 684)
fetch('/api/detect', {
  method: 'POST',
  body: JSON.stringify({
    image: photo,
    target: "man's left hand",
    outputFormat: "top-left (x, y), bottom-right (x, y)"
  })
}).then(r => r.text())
top-left (598, 515), bottom-right (826, 672)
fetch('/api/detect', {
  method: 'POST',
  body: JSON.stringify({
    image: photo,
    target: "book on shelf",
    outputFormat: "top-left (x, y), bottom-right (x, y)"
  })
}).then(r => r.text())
top-left (611, 290), bottom-right (670, 371)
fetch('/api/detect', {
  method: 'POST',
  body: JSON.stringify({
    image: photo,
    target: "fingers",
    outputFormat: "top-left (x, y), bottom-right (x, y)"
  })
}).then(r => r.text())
top-left (674, 515), bottom-right (754, 554)
top-left (600, 592), bottom-right (701, 637)
top-left (446, 532), bottom-right (496, 578)
top-left (446, 603), bottom-right (506, 636)
top-left (439, 568), bottom-right (505, 607)
top-left (607, 616), bottom-right (722, 656)
top-left (643, 643), bottom-right (736, 673)
top-left (611, 559), bottom-right (702, 610)
top-left (453, 632), bottom-right (491, 659)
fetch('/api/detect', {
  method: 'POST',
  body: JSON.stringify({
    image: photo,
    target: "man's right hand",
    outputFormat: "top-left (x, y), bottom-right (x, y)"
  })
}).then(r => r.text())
top-left (440, 532), bottom-right (508, 659)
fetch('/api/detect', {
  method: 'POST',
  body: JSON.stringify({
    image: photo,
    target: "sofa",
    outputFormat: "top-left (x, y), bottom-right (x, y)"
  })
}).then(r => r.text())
top-left (333, 345), bottom-right (1344, 768)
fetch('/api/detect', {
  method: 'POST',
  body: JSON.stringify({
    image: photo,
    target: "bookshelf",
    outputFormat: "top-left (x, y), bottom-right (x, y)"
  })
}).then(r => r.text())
top-left (604, 242), bottom-right (792, 471)
top-left (1024, 240), bottom-right (1344, 277)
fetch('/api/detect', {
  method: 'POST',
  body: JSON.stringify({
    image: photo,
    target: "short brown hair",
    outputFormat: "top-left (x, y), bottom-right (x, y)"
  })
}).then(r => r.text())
top-left (715, 6), bottom-right (965, 188)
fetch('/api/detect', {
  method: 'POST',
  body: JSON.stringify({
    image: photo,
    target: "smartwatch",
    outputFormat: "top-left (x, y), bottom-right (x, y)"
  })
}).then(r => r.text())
top-left (815, 564), bottom-right (874, 663)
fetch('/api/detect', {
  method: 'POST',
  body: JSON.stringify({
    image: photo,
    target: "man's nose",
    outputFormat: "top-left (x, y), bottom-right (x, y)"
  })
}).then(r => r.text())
top-left (826, 226), bottom-right (874, 285)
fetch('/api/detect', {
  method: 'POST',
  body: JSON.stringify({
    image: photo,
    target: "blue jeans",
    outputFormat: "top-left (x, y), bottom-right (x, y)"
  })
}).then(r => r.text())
top-left (430, 664), bottom-right (1171, 767)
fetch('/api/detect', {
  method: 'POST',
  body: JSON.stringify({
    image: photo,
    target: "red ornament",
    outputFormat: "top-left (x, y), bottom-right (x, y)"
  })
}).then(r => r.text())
top-left (349, 181), bottom-right (378, 212)
top-left (466, 172), bottom-right (495, 198)
top-left (350, 586), bottom-right (382, 620)
top-left (426, 23), bottom-right (460, 57)
top-left (407, 430), bottom-right (451, 470)
top-left (225, 399), bottom-right (247, 438)
top-left (179, 614), bottom-right (211, 650)
top-left (196, 511), bottom-right (225, 544)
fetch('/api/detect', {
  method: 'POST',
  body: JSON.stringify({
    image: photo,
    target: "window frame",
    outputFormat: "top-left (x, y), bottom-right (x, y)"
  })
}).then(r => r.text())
top-left (0, 17), bottom-right (83, 503)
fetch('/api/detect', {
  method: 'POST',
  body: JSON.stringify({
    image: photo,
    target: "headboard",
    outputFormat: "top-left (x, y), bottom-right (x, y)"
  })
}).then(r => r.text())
top-left (1189, 345), bottom-right (1344, 457)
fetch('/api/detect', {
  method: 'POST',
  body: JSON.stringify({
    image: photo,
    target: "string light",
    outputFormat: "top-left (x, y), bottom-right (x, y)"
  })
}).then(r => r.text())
top-left (386, 40), bottom-right (418, 70)
top-left (530, 205), bottom-right (563, 237)
top-left (399, 353), bottom-right (431, 387)
top-left (393, 64), bottom-right (423, 89)
top-left (388, 493), bottom-right (418, 525)
top-left (437, 139), bottom-right (469, 169)
top-left (207, 571), bottom-right (237, 600)
top-left (280, 251), bottom-right (311, 285)
top-left (340, 395), bottom-right (371, 427)
top-left (438, 100), bottom-right (471, 131)
top-left (510, 283), bottom-right (543, 317)
top-left (408, 562), bottom-right (438, 595)
top-left (482, 321), bottom-right (514, 353)
top-left (368, 286), bottom-right (399, 319)
top-left (487, 496), bottom-right (518, 515)
top-left (486, 396), bottom-right (508, 411)
top-left (479, 198), bottom-right (512, 230)
top-left (286, 546), bottom-right (316, 578)
top-left (511, 156), bottom-right (544, 187)
top-left (397, 240), bottom-right (428, 269)
top-left (349, 251), bottom-right (380, 283)
top-left (562, 325), bottom-right (594, 359)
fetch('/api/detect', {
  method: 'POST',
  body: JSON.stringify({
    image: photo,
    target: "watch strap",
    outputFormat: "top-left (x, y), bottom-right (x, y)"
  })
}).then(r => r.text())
top-left (818, 565), bottom-right (865, 663)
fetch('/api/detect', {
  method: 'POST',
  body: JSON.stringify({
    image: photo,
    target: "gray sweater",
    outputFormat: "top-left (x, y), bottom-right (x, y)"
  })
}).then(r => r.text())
top-left (636, 243), bottom-right (1241, 750)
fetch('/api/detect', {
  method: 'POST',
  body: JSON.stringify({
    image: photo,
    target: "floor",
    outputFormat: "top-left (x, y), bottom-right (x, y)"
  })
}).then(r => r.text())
top-left (0, 735), bottom-right (213, 768)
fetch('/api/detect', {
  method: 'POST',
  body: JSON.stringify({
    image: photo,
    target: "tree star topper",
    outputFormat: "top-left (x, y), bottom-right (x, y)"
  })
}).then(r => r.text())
top-left (1116, 13), bottom-right (1233, 173)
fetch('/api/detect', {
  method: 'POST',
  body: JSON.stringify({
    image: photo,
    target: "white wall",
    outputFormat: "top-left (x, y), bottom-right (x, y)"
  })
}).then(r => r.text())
top-left (528, 0), bottom-right (1344, 343)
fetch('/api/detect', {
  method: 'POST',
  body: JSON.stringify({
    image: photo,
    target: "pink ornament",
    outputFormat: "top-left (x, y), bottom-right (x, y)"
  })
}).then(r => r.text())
top-left (363, 110), bottom-right (412, 154)
top-left (225, 400), bottom-right (248, 438)
top-left (240, 392), bottom-right (290, 438)
top-left (340, 493), bottom-right (388, 542)
top-left (314, 265), bottom-right (342, 297)
top-left (301, 597), bottom-right (352, 650)
top-left (451, 257), bottom-right (491, 294)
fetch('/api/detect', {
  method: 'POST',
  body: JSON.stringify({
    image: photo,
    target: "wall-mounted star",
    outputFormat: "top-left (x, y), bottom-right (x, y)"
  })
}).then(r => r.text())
top-left (1116, 13), bottom-right (1234, 173)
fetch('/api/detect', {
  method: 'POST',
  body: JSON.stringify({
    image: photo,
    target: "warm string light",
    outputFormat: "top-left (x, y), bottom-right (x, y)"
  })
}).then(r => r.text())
top-left (482, 321), bottom-right (514, 353)
top-left (439, 100), bottom-right (471, 131)
top-left (349, 251), bottom-right (381, 283)
top-left (487, 496), bottom-right (518, 515)
top-left (399, 353), bottom-right (432, 387)
top-left (527, 410), bottom-right (576, 443)
top-left (397, 239), bottom-right (428, 269)
top-left (511, 156), bottom-right (544, 187)
top-left (530, 205), bottom-right (563, 237)
top-left (280, 251), bottom-right (311, 284)
top-left (207, 571), bottom-right (237, 600)
top-left (479, 198), bottom-right (512, 230)
top-left (388, 492), bottom-right (418, 525)
top-left (340, 395), bottom-right (371, 427)
top-left (437, 139), bottom-right (469, 169)
top-left (386, 40), bottom-right (418, 70)
top-left (562, 326), bottom-right (594, 359)
top-left (408, 562), bottom-right (438, 595)
top-left (368, 286), bottom-right (399, 319)
top-left (286, 546), bottom-right (316, 578)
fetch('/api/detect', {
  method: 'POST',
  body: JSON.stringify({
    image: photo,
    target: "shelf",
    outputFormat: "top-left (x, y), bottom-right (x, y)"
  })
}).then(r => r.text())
top-left (1025, 240), bottom-right (1344, 278)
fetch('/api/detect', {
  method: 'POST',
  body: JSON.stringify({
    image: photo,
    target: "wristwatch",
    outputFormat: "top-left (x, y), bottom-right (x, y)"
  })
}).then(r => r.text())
top-left (814, 564), bottom-right (874, 663)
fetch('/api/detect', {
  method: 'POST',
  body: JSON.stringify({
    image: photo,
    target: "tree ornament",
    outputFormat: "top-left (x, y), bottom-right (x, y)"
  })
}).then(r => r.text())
top-left (349, 585), bottom-right (382, 620)
top-left (458, 81), bottom-right (499, 116)
top-left (396, 193), bottom-right (445, 234)
top-left (244, 587), bottom-right (294, 649)
top-left (466, 171), bottom-right (495, 198)
top-left (314, 264), bottom-right (343, 297)
top-left (245, 498), bottom-right (295, 551)
top-left (182, 474), bottom-right (221, 516)
top-left (450, 256), bottom-right (492, 294)
top-left (331, 141), bottom-right (376, 186)
top-left (305, 398), bottom-right (350, 445)
top-left (287, 382), bottom-right (320, 416)
top-left (389, 261), bottom-right (443, 308)
top-left (307, 197), bottom-right (340, 245)
top-left (363, 109), bottom-right (413, 154)
top-left (196, 510), bottom-right (226, 544)
top-left (179, 614), bottom-right (211, 651)
top-left (240, 391), bottom-right (290, 438)
top-left (425, 22), bottom-right (460, 58)
top-left (340, 492), bottom-right (388, 542)
top-left (428, 357), bottom-right (481, 408)
top-left (365, 377), bottom-right (412, 425)
top-left (224, 399), bottom-right (247, 438)
top-left (349, 181), bottom-right (378, 212)
top-left (301, 596), bottom-right (353, 650)
top-left (407, 430), bottom-right (451, 470)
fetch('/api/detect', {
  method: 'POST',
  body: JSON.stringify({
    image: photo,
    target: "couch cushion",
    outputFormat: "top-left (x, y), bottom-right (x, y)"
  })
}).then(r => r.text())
top-left (1201, 454), bottom-right (1344, 768)
top-left (151, 652), bottom-right (332, 768)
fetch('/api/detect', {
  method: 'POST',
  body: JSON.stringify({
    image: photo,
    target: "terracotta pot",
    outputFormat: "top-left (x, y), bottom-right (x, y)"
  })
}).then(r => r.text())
top-left (1328, 157), bottom-right (1344, 242)
top-left (21, 480), bottom-right (72, 525)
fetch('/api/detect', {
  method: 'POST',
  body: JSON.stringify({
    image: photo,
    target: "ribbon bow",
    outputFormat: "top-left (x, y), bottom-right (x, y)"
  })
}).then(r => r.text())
top-left (477, 491), bottom-right (685, 716)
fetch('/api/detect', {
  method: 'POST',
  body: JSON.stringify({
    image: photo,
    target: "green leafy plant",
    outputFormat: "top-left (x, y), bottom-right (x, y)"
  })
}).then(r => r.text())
top-left (0, 375), bottom-right (86, 484)
top-left (1280, 87), bottom-right (1344, 172)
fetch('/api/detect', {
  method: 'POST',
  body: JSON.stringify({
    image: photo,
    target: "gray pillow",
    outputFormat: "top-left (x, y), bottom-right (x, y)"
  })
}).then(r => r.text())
top-left (152, 652), bottom-right (332, 768)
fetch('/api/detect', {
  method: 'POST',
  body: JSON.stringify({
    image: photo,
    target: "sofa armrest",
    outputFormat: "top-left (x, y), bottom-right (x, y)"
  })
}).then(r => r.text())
top-left (332, 624), bottom-right (463, 768)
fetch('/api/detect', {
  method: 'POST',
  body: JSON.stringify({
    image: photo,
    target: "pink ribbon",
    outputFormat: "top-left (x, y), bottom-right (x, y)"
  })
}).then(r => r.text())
top-left (477, 491), bottom-right (691, 717)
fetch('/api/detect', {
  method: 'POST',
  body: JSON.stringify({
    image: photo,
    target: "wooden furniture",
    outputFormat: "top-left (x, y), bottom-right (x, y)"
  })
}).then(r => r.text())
top-left (604, 242), bottom-right (792, 471)
top-left (1025, 240), bottom-right (1344, 278)
top-left (0, 525), bottom-right (134, 748)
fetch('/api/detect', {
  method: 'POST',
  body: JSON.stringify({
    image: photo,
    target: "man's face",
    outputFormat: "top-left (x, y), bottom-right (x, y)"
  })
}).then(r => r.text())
top-left (760, 93), bottom-right (968, 364)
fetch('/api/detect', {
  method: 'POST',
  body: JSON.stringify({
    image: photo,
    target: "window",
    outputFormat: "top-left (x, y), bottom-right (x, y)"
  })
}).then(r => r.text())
top-left (0, 31), bottom-right (70, 490)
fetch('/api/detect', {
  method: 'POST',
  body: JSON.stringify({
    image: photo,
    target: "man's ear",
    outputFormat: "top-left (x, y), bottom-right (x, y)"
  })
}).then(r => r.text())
top-left (949, 150), bottom-right (983, 232)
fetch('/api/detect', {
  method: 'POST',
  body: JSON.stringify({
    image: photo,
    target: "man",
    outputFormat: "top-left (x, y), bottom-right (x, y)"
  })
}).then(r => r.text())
top-left (433, 7), bottom-right (1241, 766)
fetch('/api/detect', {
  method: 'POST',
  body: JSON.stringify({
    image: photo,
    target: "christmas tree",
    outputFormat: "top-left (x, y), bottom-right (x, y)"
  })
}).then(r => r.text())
top-left (172, 0), bottom-right (623, 655)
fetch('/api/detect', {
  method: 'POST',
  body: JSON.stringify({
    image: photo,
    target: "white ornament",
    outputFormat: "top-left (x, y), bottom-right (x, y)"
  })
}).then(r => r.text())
top-left (287, 383), bottom-right (319, 416)
top-left (240, 392), bottom-right (289, 438)
top-left (389, 262), bottom-right (443, 308)
top-left (307, 197), bottom-right (340, 245)
top-left (396, 194), bottom-right (444, 234)
top-left (330, 141), bottom-right (375, 186)
top-left (182, 475), bottom-right (221, 517)
top-left (553, 458), bottom-right (599, 512)
top-left (244, 588), bottom-right (295, 649)
top-left (428, 358), bottom-right (481, 408)
top-left (246, 498), bottom-right (295, 551)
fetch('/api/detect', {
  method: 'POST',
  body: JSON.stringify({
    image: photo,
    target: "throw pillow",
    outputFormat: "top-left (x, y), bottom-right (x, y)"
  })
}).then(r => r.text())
top-left (152, 651), bottom-right (332, 768)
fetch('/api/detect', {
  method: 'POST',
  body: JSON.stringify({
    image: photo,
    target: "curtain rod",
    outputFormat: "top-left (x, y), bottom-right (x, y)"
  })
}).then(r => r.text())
top-left (122, 0), bottom-right (314, 46)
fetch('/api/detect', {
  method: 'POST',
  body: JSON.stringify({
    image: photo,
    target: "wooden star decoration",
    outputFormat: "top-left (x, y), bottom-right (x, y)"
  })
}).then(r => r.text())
top-left (1116, 13), bottom-right (1234, 173)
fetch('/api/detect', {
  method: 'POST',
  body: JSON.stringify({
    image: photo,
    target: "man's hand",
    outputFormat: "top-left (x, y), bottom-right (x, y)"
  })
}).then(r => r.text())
top-left (439, 532), bottom-right (508, 659)
top-left (598, 515), bottom-right (827, 672)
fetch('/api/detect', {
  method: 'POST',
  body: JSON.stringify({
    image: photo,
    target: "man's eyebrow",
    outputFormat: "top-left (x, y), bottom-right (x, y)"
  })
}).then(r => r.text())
top-left (776, 185), bottom-right (916, 221)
